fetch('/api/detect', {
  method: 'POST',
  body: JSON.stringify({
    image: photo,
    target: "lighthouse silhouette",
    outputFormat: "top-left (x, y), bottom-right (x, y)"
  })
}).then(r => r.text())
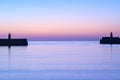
top-left (8, 33), bottom-right (11, 40)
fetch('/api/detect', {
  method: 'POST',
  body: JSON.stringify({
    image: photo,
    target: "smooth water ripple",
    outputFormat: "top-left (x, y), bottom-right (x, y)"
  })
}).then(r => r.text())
top-left (0, 41), bottom-right (120, 80)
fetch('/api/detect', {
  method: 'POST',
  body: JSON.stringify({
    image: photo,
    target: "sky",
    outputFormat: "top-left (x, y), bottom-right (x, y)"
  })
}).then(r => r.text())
top-left (0, 0), bottom-right (120, 41)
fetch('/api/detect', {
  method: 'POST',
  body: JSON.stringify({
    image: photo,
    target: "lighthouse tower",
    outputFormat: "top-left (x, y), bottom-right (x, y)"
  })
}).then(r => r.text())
top-left (110, 32), bottom-right (113, 38)
top-left (8, 33), bottom-right (11, 40)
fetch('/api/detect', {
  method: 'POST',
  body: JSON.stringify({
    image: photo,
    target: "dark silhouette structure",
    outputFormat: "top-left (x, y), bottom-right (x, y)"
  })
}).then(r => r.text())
top-left (100, 32), bottom-right (120, 44)
top-left (0, 33), bottom-right (28, 46)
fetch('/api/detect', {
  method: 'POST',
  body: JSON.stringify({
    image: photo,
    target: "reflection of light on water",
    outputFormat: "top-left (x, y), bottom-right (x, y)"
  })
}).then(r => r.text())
top-left (8, 46), bottom-right (11, 70)
top-left (7, 46), bottom-right (11, 79)
top-left (7, 46), bottom-right (28, 71)
top-left (0, 41), bottom-right (119, 80)
top-left (110, 45), bottom-right (113, 64)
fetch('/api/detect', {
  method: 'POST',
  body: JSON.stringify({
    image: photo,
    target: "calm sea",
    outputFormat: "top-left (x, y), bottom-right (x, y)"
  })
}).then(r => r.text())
top-left (0, 41), bottom-right (120, 80)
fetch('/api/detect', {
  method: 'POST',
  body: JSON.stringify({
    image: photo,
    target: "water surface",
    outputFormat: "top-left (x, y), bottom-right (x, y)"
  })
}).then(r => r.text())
top-left (0, 41), bottom-right (120, 80)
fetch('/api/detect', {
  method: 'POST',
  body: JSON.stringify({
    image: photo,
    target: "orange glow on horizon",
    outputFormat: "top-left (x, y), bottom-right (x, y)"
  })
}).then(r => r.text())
top-left (0, 18), bottom-right (120, 40)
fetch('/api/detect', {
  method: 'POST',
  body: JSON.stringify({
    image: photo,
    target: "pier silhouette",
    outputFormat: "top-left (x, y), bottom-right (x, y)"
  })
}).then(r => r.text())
top-left (100, 32), bottom-right (120, 44)
top-left (0, 33), bottom-right (28, 46)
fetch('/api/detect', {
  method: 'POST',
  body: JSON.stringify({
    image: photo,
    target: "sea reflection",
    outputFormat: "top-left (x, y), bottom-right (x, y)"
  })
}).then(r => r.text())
top-left (0, 41), bottom-right (120, 80)
top-left (8, 47), bottom-right (11, 70)
top-left (0, 46), bottom-right (27, 70)
top-left (110, 45), bottom-right (113, 64)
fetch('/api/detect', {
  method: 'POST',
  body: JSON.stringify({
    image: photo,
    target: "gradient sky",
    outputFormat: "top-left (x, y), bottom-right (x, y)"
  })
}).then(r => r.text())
top-left (0, 0), bottom-right (120, 40)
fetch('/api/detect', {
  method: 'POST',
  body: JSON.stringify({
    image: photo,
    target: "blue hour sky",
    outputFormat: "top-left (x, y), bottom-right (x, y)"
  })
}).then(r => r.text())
top-left (0, 0), bottom-right (120, 40)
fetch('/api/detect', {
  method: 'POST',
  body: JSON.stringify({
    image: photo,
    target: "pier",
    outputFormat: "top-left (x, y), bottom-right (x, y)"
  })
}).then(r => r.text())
top-left (0, 33), bottom-right (28, 46)
top-left (100, 32), bottom-right (120, 44)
